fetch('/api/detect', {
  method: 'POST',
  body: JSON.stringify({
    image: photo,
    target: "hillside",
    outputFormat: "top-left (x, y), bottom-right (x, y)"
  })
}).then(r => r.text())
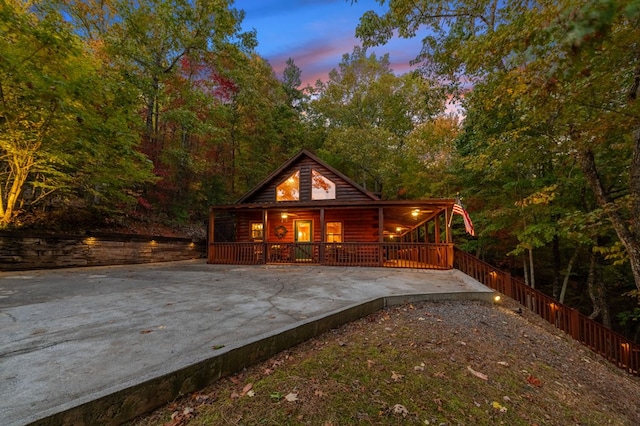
top-left (130, 298), bottom-right (640, 425)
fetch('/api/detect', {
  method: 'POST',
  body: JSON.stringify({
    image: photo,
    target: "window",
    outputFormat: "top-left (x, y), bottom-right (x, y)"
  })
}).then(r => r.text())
top-left (311, 169), bottom-right (336, 200)
top-left (251, 223), bottom-right (263, 240)
top-left (276, 171), bottom-right (299, 201)
top-left (326, 222), bottom-right (342, 243)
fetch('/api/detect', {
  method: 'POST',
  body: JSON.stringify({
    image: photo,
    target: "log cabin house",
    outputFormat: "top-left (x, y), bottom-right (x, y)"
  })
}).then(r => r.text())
top-left (208, 150), bottom-right (456, 269)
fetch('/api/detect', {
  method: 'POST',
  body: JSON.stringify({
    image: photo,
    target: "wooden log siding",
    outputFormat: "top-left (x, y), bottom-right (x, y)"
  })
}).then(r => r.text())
top-left (234, 209), bottom-right (381, 243)
top-left (242, 157), bottom-right (375, 204)
top-left (453, 248), bottom-right (640, 376)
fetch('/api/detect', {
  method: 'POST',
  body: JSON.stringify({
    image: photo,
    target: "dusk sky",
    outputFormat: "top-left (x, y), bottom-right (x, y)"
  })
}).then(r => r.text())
top-left (233, 0), bottom-right (423, 87)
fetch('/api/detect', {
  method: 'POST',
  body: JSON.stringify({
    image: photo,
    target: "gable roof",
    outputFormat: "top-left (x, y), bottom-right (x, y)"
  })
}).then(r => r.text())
top-left (235, 149), bottom-right (379, 204)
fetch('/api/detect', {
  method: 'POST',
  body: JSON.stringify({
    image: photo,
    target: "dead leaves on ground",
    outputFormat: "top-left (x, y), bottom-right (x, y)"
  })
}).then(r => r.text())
top-left (143, 303), bottom-right (562, 426)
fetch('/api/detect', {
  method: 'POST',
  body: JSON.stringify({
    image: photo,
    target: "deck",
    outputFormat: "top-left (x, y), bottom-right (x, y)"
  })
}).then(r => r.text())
top-left (207, 242), bottom-right (454, 269)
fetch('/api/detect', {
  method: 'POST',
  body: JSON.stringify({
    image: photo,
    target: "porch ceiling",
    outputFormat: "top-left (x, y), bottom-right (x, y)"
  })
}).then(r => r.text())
top-left (210, 199), bottom-right (454, 238)
top-left (380, 206), bottom-right (443, 236)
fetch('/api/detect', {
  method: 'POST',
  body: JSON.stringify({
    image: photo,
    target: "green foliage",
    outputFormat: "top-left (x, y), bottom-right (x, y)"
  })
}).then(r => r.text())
top-left (309, 46), bottom-right (444, 197)
top-left (0, 1), bottom-right (155, 227)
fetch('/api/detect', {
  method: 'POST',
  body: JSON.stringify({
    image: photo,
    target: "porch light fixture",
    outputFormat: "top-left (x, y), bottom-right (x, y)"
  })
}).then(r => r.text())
top-left (411, 209), bottom-right (420, 219)
top-left (396, 227), bottom-right (402, 233)
top-left (281, 212), bottom-right (288, 220)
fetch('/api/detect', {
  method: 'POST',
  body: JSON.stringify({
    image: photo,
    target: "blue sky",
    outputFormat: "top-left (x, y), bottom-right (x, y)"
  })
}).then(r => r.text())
top-left (233, 0), bottom-right (422, 87)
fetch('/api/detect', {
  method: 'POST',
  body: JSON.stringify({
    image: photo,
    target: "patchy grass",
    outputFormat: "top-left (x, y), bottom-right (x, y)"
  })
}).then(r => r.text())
top-left (129, 300), bottom-right (640, 426)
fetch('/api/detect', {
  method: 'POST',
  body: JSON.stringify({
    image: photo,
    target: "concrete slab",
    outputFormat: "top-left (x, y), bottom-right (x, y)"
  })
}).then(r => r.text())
top-left (0, 260), bottom-right (493, 426)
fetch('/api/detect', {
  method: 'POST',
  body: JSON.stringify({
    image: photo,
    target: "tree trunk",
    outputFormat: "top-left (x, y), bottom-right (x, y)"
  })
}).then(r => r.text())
top-left (552, 235), bottom-right (561, 299)
top-left (587, 250), bottom-right (611, 328)
top-left (577, 148), bottom-right (640, 293)
top-left (523, 257), bottom-right (529, 286)
top-left (528, 247), bottom-right (535, 289)
top-left (559, 246), bottom-right (580, 304)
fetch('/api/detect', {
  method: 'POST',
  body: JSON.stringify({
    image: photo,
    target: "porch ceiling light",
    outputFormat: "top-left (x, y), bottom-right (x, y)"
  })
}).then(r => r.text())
top-left (396, 227), bottom-right (402, 233)
top-left (281, 212), bottom-right (288, 220)
top-left (411, 209), bottom-right (420, 218)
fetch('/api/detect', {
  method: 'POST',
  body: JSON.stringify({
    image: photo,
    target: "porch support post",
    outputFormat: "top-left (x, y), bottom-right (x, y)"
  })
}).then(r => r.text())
top-left (262, 209), bottom-right (268, 264)
top-left (208, 209), bottom-right (215, 263)
top-left (319, 208), bottom-right (325, 264)
top-left (378, 207), bottom-right (384, 266)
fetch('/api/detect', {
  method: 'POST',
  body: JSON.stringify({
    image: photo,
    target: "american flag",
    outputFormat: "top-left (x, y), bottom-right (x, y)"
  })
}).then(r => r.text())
top-left (453, 201), bottom-right (475, 236)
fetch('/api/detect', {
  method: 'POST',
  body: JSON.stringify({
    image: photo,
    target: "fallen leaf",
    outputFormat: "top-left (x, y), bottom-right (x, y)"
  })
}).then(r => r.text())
top-left (391, 371), bottom-right (404, 382)
top-left (263, 368), bottom-right (273, 375)
top-left (414, 365), bottom-right (425, 371)
top-left (467, 366), bottom-right (488, 381)
top-left (527, 375), bottom-right (543, 387)
top-left (246, 390), bottom-right (255, 397)
top-left (392, 404), bottom-right (409, 417)
top-left (492, 401), bottom-right (508, 412)
top-left (140, 330), bottom-right (153, 334)
top-left (241, 383), bottom-right (253, 396)
top-left (367, 359), bottom-right (375, 368)
top-left (433, 371), bottom-right (446, 378)
top-left (212, 344), bottom-right (225, 350)
top-left (285, 392), bottom-right (298, 402)
top-left (497, 361), bottom-right (509, 367)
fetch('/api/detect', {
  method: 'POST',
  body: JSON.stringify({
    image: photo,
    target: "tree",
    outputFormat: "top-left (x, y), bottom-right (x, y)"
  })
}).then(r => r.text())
top-left (0, 1), bottom-right (154, 227)
top-left (356, 0), bottom-right (640, 295)
top-left (309, 46), bottom-right (443, 196)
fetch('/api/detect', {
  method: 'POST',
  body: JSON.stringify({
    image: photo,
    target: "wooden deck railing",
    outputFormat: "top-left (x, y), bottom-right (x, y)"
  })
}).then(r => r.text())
top-left (208, 242), bottom-right (454, 269)
top-left (454, 248), bottom-right (640, 376)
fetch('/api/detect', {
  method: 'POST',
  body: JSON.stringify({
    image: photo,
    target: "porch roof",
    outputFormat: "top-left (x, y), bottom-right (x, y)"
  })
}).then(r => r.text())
top-left (210, 198), bottom-right (455, 237)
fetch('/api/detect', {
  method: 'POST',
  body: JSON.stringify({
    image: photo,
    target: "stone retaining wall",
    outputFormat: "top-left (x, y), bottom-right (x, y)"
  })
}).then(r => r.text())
top-left (0, 232), bottom-right (206, 271)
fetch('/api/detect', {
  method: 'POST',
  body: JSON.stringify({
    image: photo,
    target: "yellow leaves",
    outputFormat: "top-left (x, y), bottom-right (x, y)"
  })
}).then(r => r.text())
top-left (515, 184), bottom-right (558, 207)
top-left (492, 400), bottom-right (508, 412)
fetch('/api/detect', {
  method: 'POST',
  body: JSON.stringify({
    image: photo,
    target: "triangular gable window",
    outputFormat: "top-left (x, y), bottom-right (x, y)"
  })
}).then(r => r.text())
top-left (276, 170), bottom-right (300, 201)
top-left (311, 169), bottom-right (336, 200)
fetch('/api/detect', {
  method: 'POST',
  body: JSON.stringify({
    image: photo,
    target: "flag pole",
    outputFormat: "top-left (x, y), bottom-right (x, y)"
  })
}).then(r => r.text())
top-left (449, 192), bottom-right (460, 228)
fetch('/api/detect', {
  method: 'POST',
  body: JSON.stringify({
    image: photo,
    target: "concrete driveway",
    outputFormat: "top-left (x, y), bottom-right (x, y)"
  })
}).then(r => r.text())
top-left (0, 260), bottom-right (492, 425)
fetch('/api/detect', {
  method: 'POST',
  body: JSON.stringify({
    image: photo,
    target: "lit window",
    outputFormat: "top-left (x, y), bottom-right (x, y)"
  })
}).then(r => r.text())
top-left (276, 171), bottom-right (300, 201)
top-left (326, 222), bottom-right (342, 242)
top-left (311, 169), bottom-right (336, 200)
top-left (251, 223), bottom-right (263, 240)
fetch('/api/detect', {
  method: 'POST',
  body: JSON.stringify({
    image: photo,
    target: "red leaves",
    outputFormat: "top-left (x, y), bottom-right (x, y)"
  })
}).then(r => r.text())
top-left (527, 374), bottom-right (543, 387)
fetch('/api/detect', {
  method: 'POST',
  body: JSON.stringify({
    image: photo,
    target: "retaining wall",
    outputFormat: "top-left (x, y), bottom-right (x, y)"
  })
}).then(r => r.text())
top-left (0, 232), bottom-right (206, 271)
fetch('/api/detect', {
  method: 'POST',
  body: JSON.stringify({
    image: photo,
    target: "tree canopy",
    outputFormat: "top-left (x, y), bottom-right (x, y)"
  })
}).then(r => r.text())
top-left (4, 0), bottom-right (640, 338)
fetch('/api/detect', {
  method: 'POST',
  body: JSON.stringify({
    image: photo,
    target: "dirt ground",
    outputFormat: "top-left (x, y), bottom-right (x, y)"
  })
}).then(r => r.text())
top-left (129, 298), bottom-right (640, 425)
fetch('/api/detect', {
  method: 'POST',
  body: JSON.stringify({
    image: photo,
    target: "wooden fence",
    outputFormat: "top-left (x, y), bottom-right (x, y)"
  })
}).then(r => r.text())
top-left (454, 248), bottom-right (640, 376)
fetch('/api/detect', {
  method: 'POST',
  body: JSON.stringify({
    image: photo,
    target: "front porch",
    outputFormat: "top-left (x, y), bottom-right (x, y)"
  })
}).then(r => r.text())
top-left (207, 241), bottom-right (454, 269)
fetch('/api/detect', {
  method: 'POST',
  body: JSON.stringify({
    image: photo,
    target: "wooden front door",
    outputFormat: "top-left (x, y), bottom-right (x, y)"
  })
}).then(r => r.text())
top-left (294, 220), bottom-right (313, 261)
